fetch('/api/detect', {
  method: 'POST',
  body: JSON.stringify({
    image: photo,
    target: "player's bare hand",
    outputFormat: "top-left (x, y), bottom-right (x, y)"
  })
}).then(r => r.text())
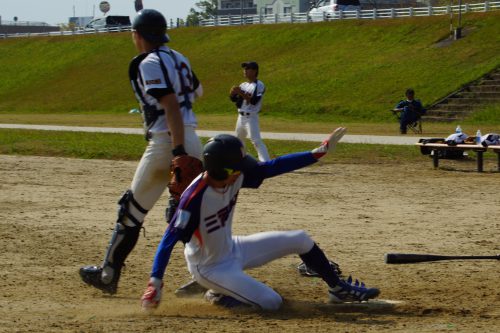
top-left (311, 127), bottom-right (347, 159)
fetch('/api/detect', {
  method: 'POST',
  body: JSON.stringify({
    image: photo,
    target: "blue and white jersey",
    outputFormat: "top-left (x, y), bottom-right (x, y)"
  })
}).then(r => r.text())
top-left (181, 174), bottom-right (242, 266)
top-left (238, 80), bottom-right (265, 114)
top-left (149, 151), bottom-right (319, 280)
top-left (134, 45), bottom-right (202, 133)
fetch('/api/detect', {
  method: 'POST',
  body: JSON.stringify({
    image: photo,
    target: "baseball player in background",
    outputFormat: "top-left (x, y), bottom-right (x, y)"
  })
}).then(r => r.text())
top-left (141, 128), bottom-right (380, 310)
top-left (79, 9), bottom-right (204, 295)
top-left (230, 61), bottom-right (271, 162)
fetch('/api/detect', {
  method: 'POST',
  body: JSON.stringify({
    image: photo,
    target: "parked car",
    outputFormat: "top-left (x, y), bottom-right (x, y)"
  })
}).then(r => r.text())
top-left (308, 0), bottom-right (338, 20)
top-left (85, 15), bottom-right (131, 30)
top-left (308, 0), bottom-right (360, 21)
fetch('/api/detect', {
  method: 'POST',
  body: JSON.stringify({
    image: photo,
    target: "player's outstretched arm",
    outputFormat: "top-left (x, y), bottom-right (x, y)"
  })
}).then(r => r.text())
top-left (242, 128), bottom-right (347, 188)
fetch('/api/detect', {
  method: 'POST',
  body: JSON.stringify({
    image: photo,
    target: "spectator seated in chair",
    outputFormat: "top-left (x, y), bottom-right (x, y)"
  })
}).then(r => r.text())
top-left (393, 88), bottom-right (426, 134)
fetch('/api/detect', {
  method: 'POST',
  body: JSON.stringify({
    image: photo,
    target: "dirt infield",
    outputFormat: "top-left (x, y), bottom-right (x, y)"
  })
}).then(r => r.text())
top-left (0, 154), bottom-right (498, 332)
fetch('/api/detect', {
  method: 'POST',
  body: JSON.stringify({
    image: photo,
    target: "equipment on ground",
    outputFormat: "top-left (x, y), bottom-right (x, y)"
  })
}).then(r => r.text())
top-left (385, 253), bottom-right (500, 264)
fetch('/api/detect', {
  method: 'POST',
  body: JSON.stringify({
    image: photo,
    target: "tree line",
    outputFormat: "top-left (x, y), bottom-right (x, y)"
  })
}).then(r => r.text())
top-left (186, 0), bottom-right (217, 26)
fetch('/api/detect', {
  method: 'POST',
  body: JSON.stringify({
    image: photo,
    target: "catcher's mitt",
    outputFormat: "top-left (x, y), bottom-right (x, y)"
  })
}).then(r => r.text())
top-left (167, 155), bottom-right (203, 201)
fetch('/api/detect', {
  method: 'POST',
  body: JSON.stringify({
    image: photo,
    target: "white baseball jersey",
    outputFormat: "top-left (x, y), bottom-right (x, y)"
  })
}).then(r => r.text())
top-left (182, 175), bottom-right (242, 266)
top-left (121, 45), bottom-right (204, 228)
top-left (232, 79), bottom-right (270, 161)
top-left (134, 45), bottom-right (202, 134)
top-left (238, 80), bottom-right (265, 114)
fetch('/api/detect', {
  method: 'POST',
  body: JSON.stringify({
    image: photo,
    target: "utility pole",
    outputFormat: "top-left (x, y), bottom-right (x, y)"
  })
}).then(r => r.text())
top-left (455, 0), bottom-right (463, 39)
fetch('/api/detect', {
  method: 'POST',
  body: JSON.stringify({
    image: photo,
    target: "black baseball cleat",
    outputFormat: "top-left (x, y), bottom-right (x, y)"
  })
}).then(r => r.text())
top-left (328, 276), bottom-right (380, 303)
top-left (79, 265), bottom-right (120, 295)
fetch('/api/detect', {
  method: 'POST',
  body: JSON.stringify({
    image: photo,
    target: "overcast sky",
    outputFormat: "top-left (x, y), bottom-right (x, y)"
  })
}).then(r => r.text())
top-left (0, 0), bottom-right (199, 25)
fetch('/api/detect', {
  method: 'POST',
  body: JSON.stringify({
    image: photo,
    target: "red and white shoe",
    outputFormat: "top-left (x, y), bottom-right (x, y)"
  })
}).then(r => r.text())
top-left (141, 278), bottom-right (163, 310)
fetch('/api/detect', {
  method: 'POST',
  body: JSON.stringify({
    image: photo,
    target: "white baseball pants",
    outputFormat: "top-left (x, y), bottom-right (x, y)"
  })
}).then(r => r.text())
top-left (235, 113), bottom-right (270, 162)
top-left (189, 230), bottom-right (315, 310)
top-left (122, 125), bottom-right (202, 227)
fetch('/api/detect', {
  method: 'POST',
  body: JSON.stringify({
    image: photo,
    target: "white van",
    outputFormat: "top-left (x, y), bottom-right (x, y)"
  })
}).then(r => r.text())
top-left (308, 0), bottom-right (360, 21)
top-left (308, 0), bottom-right (338, 20)
top-left (85, 16), bottom-right (131, 30)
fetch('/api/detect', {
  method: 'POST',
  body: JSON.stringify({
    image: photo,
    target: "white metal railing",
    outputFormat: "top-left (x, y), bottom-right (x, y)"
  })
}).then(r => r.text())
top-left (0, 21), bottom-right (189, 38)
top-left (200, 1), bottom-right (500, 26)
top-left (0, 25), bottom-right (134, 39)
top-left (0, 20), bottom-right (51, 26)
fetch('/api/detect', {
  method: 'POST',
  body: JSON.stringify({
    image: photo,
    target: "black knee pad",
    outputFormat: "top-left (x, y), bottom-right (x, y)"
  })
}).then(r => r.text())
top-left (117, 189), bottom-right (148, 227)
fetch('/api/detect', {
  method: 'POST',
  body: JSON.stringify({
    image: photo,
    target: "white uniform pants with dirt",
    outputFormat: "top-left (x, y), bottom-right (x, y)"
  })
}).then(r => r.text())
top-left (124, 125), bottom-right (202, 227)
top-left (189, 230), bottom-right (314, 310)
top-left (235, 113), bottom-right (270, 162)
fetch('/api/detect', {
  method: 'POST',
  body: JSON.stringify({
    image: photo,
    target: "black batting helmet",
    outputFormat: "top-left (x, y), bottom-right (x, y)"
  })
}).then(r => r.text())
top-left (203, 135), bottom-right (258, 181)
top-left (132, 9), bottom-right (170, 43)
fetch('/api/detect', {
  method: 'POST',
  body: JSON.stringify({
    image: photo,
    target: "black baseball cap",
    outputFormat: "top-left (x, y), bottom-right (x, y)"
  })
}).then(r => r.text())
top-left (241, 61), bottom-right (259, 70)
top-left (132, 9), bottom-right (170, 43)
top-left (203, 134), bottom-right (258, 180)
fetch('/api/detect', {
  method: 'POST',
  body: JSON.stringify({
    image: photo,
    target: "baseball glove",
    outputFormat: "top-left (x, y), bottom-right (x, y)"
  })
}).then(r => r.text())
top-left (167, 155), bottom-right (203, 201)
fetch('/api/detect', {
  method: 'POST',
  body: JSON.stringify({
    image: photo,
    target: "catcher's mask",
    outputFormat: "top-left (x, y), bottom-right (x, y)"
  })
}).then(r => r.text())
top-left (132, 9), bottom-right (170, 43)
top-left (203, 134), bottom-right (258, 181)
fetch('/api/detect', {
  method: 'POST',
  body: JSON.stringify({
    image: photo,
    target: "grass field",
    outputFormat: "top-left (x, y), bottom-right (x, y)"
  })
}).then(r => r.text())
top-left (0, 128), bottom-right (421, 162)
top-left (0, 11), bottom-right (499, 124)
top-left (1, 112), bottom-right (499, 134)
top-left (2, 128), bottom-right (500, 167)
top-left (0, 11), bottom-right (498, 162)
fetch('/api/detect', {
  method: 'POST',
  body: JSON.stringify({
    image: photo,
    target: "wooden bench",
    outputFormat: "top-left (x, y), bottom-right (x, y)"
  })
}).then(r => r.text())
top-left (489, 145), bottom-right (500, 172)
top-left (415, 142), bottom-right (488, 172)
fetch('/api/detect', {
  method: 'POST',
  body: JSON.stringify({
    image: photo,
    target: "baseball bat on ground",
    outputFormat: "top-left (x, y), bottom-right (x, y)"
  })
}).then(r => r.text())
top-left (384, 253), bottom-right (500, 264)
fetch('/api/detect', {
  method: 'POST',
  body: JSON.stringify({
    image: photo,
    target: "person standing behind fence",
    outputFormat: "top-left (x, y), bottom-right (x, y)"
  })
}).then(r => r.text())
top-left (230, 61), bottom-right (270, 162)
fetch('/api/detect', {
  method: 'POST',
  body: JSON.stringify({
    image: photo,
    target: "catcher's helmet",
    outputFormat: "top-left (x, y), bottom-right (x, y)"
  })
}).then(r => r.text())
top-left (132, 9), bottom-right (170, 43)
top-left (203, 134), bottom-right (258, 181)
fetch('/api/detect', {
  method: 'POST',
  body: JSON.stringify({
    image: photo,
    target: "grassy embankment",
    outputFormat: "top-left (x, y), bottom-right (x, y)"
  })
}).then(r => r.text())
top-left (0, 12), bottom-right (499, 162)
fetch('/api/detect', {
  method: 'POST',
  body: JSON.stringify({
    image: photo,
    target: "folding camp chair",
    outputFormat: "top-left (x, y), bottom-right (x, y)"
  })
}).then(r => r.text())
top-left (391, 109), bottom-right (423, 134)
